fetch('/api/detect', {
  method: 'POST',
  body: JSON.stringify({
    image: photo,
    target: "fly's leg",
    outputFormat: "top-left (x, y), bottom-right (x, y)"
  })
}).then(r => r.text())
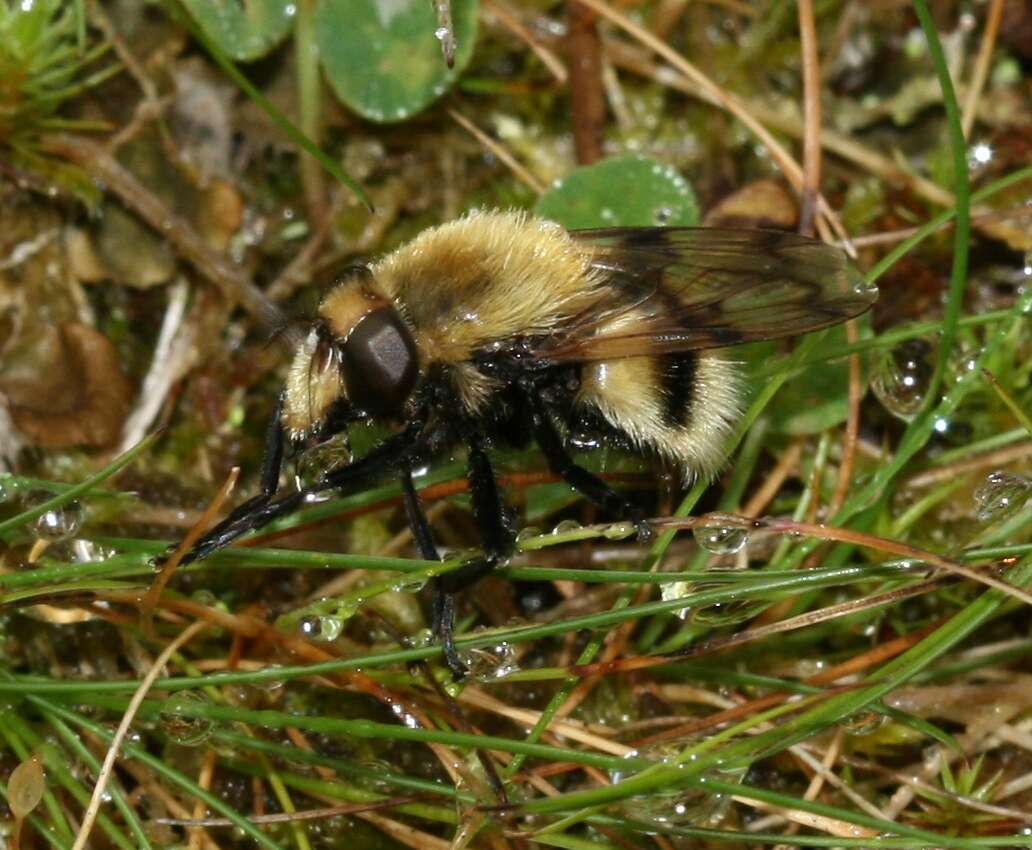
top-left (174, 420), bottom-right (424, 566)
top-left (425, 432), bottom-right (515, 677)
top-left (524, 382), bottom-right (653, 541)
top-left (399, 467), bottom-right (467, 675)
top-left (158, 395), bottom-right (287, 568)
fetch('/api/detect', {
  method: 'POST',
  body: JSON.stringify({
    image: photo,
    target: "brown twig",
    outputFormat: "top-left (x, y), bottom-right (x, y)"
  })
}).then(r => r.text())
top-left (447, 108), bottom-right (545, 193)
top-left (72, 620), bottom-right (209, 850)
top-left (796, 0), bottom-right (821, 237)
top-left (567, 1), bottom-right (607, 164)
top-left (961, 0), bottom-right (1005, 138)
top-left (829, 319), bottom-right (862, 515)
top-left (482, 0), bottom-right (568, 83)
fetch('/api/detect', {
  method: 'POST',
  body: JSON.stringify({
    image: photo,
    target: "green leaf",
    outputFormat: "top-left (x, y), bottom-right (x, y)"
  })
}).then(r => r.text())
top-left (745, 312), bottom-right (873, 435)
top-left (534, 153), bottom-right (699, 229)
top-left (180, 0), bottom-right (295, 62)
top-left (315, 0), bottom-right (477, 123)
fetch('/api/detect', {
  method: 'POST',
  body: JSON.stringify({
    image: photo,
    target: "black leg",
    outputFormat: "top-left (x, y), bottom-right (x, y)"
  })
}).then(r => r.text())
top-left (423, 432), bottom-right (515, 677)
top-left (525, 384), bottom-right (652, 540)
top-left (177, 420), bottom-right (425, 566)
top-left (465, 433), bottom-right (515, 561)
top-left (399, 467), bottom-right (440, 561)
top-left (399, 468), bottom-right (466, 675)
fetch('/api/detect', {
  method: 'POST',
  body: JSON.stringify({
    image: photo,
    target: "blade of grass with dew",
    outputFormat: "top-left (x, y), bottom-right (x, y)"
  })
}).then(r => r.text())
top-left (17, 690), bottom-right (290, 850)
top-left (0, 432), bottom-right (158, 540)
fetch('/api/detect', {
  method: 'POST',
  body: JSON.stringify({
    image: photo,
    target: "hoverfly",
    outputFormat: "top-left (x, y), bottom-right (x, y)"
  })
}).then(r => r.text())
top-left (166, 210), bottom-right (876, 673)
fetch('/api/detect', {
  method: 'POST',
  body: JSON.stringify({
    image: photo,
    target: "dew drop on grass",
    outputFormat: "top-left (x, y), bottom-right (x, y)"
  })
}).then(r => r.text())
top-left (973, 471), bottom-right (1031, 522)
top-left (0, 474), bottom-right (16, 503)
top-left (614, 742), bottom-right (745, 827)
top-left (8, 754), bottom-right (45, 819)
top-left (160, 691), bottom-right (214, 746)
top-left (391, 575), bottom-right (428, 593)
top-left (317, 615), bottom-right (344, 641)
top-left (293, 433), bottom-right (351, 492)
top-left (853, 274), bottom-right (879, 299)
top-left (551, 519), bottom-right (583, 535)
top-left (652, 205), bottom-right (675, 225)
top-left (515, 526), bottom-right (542, 543)
top-left (603, 521), bottom-right (637, 540)
top-left (871, 339), bottom-right (935, 421)
top-left (693, 524), bottom-right (748, 555)
top-left (31, 495), bottom-right (83, 541)
top-left (841, 709), bottom-right (887, 736)
top-left (460, 639), bottom-right (519, 681)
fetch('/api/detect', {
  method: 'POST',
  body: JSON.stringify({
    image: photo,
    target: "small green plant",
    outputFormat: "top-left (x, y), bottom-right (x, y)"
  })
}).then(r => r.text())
top-left (910, 756), bottom-right (1006, 834)
top-left (0, 0), bottom-right (114, 198)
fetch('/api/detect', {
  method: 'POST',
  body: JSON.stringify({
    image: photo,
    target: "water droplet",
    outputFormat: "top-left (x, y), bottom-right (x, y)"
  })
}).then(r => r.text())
top-left (967, 141), bottom-right (993, 170)
top-left (317, 616), bottom-right (344, 642)
top-left (299, 614), bottom-right (345, 641)
top-left (8, 754), bottom-right (45, 818)
top-left (603, 521), bottom-right (636, 540)
top-left (551, 519), bottom-right (583, 535)
top-left (841, 709), bottom-right (887, 736)
top-left (191, 589), bottom-right (217, 607)
top-left (614, 742), bottom-right (745, 827)
top-left (434, 26), bottom-right (450, 41)
top-left (852, 274), bottom-right (879, 299)
top-left (460, 639), bottom-right (519, 681)
top-left (691, 599), bottom-right (765, 626)
top-left (1022, 249), bottom-right (1031, 277)
top-left (391, 575), bottom-right (428, 593)
top-left (160, 691), bottom-right (214, 745)
top-left (871, 339), bottom-right (934, 421)
top-left (973, 471), bottom-right (1031, 522)
top-left (653, 205), bottom-right (675, 225)
top-left (293, 433), bottom-right (351, 492)
top-left (32, 496), bottom-right (83, 541)
top-left (515, 526), bottom-right (543, 543)
top-left (661, 580), bottom-right (692, 619)
top-left (70, 538), bottom-right (113, 563)
top-left (0, 475), bottom-right (17, 503)
top-left (693, 524), bottom-right (748, 555)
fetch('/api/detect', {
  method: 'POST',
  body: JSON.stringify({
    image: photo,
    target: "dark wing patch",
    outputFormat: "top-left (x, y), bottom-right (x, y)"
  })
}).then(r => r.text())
top-left (543, 227), bottom-right (876, 361)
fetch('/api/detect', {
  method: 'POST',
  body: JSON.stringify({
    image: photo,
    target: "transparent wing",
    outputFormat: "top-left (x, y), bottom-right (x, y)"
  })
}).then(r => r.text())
top-left (542, 227), bottom-right (876, 361)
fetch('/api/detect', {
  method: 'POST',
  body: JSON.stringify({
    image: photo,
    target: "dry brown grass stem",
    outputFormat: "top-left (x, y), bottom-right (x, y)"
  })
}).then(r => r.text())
top-left (605, 39), bottom-right (1027, 247)
top-left (796, 0), bottom-right (821, 238)
top-left (962, 0), bottom-right (1005, 138)
top-left (577, 0), bottom-right (850, 247)
top-left (71, 619), bottom-right (208, 850)
top-left (701, 513), bottom-right (1032, 607)
top-left (482, 0), bottom-right (568, 83)
top-left (141, 466), bottom-right (239, 638)
top-left (903, 439), bottom-right (1032, 488)
top-left (567, 0), bottom-right (607, 164)
top-left (447, 108), bottom-right (545, 194)
top-left (187, 749), bottom-right (218, 850)
top-left (829, 320), bottom-right (862, 515)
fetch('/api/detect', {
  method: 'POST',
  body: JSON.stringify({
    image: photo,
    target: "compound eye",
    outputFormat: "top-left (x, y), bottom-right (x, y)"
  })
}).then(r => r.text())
top-left (342, 307), bottom-right (418, 416)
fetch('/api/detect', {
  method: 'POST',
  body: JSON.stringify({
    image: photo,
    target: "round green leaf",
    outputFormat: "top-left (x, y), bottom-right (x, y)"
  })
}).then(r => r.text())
top-left (315, 0), bottom-right (477, 123)
top-left (181, 0), bottom-right (295, 62)
top-left (533, 153), bottom-right (699, 229)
